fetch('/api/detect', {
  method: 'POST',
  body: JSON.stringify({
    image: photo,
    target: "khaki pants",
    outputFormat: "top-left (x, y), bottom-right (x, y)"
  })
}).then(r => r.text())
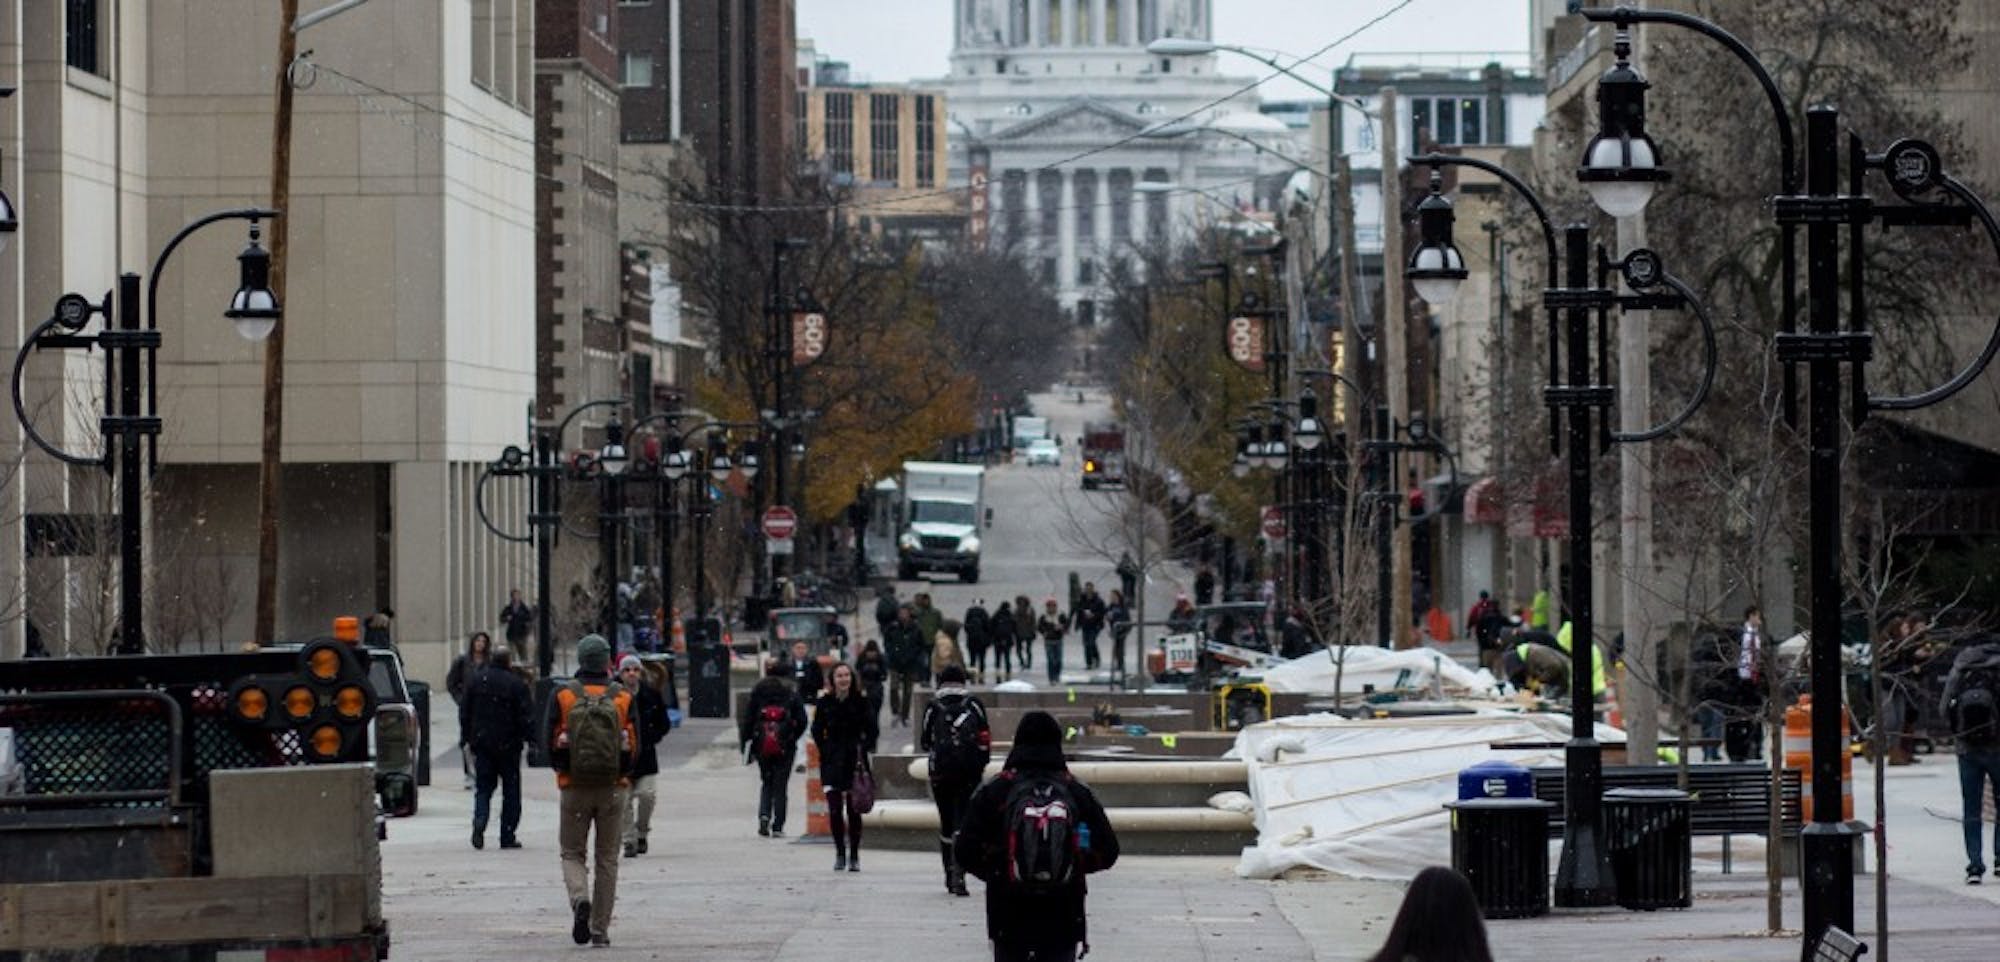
top-left (559, 784), bottom-right (626, 936)
top-left (622, 774), bottom-right (657, 845)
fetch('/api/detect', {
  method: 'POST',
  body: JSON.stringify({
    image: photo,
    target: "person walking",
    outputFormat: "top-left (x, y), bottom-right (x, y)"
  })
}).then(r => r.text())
top-left (1193, 565), bottom-right (1217, 607)
top-left (1466, 591), bottom-right (1503, 673)
top-left (1012, 595), bottom-right (1037, 672)
top-left (1364, 866), bottom-right (1494, 962)
top-left (885, 604), bottom-right (926, 727)
top-left (1734, 606), bottom-right (1767, 761)
top-left (874, 584), bottom-right (901, 638)
top-left (1105, 590), bottom-right (1132, 679)
top-left (545, 634), bottom-right (637, 947)
top-left (499, 588), bottom-right (534, 656)
top-left (461, 645), bottom-right (531, 851)
top-left (856, 640), bottom-right (889, 730)
top-left (811, 662), bottom-right (879, 872)
top-left (921, 665), bottom-right (991, 896)
top-left (1116, 552), bottom-right (1140, 605)
top-left (617, 656), bottom-right (669, 859)
top-left (740, 658), bottom-right (809, 837)
top-left (1073, 582), bottom-right (1107, 671)
top-left (989, 600), bottom-right (1018, 681)
top-left (786, 640), bottom-right (825, 707)
top-left (1943, 633), bottom-right (2000, 884)
top-left (964, 600), bottom-right (992, 683)
top-left (954, 711), bottom-right (1119, 962)
top-left (1037, 599), bottom-right (1070, 686)
top-left (934, 619), bottom-right (965, 679)
top-left (447, 631), bottom-right (493, 790)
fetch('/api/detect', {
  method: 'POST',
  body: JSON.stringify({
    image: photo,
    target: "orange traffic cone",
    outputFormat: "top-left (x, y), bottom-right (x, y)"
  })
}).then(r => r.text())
top-left (804, 740), bottom-right (830, 837)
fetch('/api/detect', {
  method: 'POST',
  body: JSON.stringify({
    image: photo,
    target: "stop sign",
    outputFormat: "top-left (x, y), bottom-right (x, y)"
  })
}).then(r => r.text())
top-left (761, 506), bottom-right (798, 540)
top-left (1260, 506), bottom-right (1286, 541)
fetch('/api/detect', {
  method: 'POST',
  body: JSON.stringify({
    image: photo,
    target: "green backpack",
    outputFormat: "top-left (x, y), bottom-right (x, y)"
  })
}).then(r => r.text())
top-left (564, 682), bottom-right (624, 786)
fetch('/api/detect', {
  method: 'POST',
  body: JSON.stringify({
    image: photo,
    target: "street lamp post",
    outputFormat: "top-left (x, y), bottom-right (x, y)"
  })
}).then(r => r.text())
top-left (1576, 8), bottom-right (2000, 950)
top-left (1406, 136), bottom-right (1720, 909)
top-left (11, 208), bottom-right (280, 654)
top-left (764, 238), bottom-right (811, 592)
top-left (596, 416), bottom-right (631, 643)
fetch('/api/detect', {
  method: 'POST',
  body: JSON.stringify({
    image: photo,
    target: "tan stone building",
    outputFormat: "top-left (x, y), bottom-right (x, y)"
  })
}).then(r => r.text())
top-left (797, 54), bottom-right (958, 242)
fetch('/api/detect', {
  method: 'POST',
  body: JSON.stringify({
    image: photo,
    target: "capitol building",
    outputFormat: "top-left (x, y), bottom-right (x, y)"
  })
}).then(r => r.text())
top-left (935, 0), bottom-right (1306, 319)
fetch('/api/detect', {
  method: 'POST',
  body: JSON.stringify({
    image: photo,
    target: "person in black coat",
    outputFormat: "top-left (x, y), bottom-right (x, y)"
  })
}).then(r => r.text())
top-left (964, 601), bottom-right (992, 682)
top-left (811, 662), bottom-right (879, 872)
top-left (459, 645), bottom-right (533, 850)
top-left (617, 656), bottom-right (670, 858)
top-left (739, 660), bottom-right (808, 837)
top-left (920, 666), bottom-right (991, 896)
top-left (446, 631), bottom-right (493, 790)
top-left (955, 711), bottom-right (1119, 962)
top-left (989, 601), bottom-right (1018, 681)
top-left (856, 640), bottom-right (889, 729)
top-left (786, 641), bottom-right (826, 707)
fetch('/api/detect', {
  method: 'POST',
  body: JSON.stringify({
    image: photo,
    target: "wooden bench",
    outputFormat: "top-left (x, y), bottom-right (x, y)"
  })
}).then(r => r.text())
top-left (1529, 764), bottom-right (1802, 873)
top-left (1812, 926), bottom-right (1867, 961)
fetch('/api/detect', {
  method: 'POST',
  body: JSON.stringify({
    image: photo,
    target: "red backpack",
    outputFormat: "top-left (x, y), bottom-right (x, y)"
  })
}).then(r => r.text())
top-left (755, 703), bottom-right (790, 759)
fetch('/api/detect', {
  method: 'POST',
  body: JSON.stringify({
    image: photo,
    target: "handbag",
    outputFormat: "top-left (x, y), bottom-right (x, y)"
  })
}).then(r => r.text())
top-left (850, 757), bottom-right (877, 814)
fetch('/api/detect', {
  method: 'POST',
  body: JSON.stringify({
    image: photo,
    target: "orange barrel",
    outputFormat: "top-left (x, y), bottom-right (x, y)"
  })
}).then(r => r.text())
top-left (804, 738), bottom-right (829, 837)
top-left (1783, 695), bottom-right (1853, 821)
top-left (670, 608), bottom-right (686, 654)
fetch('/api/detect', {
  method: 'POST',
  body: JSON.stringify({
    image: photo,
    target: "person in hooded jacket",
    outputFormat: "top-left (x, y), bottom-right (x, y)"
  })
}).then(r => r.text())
top-left (1011, 595), bottom-right (1037, 671)
top-left (447, 631), bottom-right (493, 789)
top-left (617, 656), bottom-right (669, 858)
top-left (812, 662), bottom-right (879, 871)
top-left (989, 600), bottom-right (1019, 680)
top-left (739, 659), bottom-right (808, 837)
top-left (964, 600), bottom-right (992, 682)
top-left (920, 665), bottom-right (991, 896)
top-left (955, 711), bottom-right (1119, 962)
top-left (460, 644), bottom-right (531, 850)
top-left (856, 640), bottom-right (889, 729)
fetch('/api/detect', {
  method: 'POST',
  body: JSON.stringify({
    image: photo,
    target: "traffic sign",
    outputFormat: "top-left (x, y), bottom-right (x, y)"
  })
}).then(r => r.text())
top-left (1260, 505), bottom-right (1286, 542)
top-left (761, 506), bottom-right (799, 540)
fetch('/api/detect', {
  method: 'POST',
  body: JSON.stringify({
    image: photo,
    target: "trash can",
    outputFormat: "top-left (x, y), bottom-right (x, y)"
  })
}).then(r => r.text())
top-left (1603, 787), bottom-right (1693, 910)
top-left (406, 680), bottom-right (433, 787)
top-left (686, 617), bottom-right (732, 719)
top-left (1458, 760), bottom-right (1532, 800)
top-left (1445, 798), bottom-right (1555, 919)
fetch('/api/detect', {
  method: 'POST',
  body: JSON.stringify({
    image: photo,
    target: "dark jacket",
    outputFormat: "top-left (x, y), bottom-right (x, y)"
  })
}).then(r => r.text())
top-left (631, 680), bottom-right (670, 778)
top-left (885, 619), bottom-right (928, 675)
top-left (738, 676), bottom-right (808, 760)
top-left (918, 686), bottom-right (992, 780)
top-left (1037, 611), bottom-right (1070, 643)
top-left (914, 604), bottom-right (945, 646)
top-left (989, 605), bottom-right (1018, 650)
top-left (964, 605), bottom-right (991, 652)
top-left (874, 592), bottom-right (901, 631)
top-left (788, 655), bottom-right (826, 705)
top-left (1943, 640), bottom-right (2000, 749)
top-left (499, 600), bottom-right (534, 641)
top-left (1073, 593), bottom-right (1107, 632)
top-left (953, 737), bottom-right (1119, 948)
top-left (445, 649), bottom-right (485, 706)
top-left (459, 663), bottom-right (532, 758)
top-left (810, 689), bottom-right (879, 791)
top-left (857, 650), bottom-right (888, 689)
top-left (1011, 603), bottom-right (1037, 644)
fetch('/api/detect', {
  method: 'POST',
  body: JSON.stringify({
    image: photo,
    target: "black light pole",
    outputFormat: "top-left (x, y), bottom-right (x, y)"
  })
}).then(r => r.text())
top-left (595, 415), bottom-right (630, 642)
top-left (12, 208), bottom-right (280, 655)
top-left (765, 238), bottom-right (810, 592)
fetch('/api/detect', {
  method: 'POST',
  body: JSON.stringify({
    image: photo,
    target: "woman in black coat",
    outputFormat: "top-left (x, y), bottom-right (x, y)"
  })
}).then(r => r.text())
top-left (989, 601), bottom-right (1018, 680)
top-left (811, 662), bottom-right (878, 872)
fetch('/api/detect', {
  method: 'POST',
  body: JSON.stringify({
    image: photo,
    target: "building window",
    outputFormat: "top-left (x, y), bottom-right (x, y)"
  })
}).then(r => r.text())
top-left (1105, 1), bottom-right (1120, 44)
top-left (826, 92), bottom-right (854, 174)
top-left (620, 53), bottom-right (653, 88)
top-left (1075, 169), bottom-right (1097, 243)
top-left (797, 90), bottom-right (809, 158)
top-left (915, 95), bottom-right (937, 188)
top-left (1078, 258), bottom-right (1095, 285)
top-left (1410, 95), bottom-right (1484, 146)
top-left (1037, 171), bottom-right (1061, 245)
top-left (870, 94), bottom-right (901, 184)
top-left (66, 0), bottom-right (102, 76)
top-left (1042, 257), bottom-right (1057, 282)
top-left (1075, 0), bottom-right (1090, 44)
top-left (1109, 169), bottom-right (1133, 239)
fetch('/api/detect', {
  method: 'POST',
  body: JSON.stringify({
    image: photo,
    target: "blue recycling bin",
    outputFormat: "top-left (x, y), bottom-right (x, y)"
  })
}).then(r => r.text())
top-left (1458, 760), bottom-right (1532, 800)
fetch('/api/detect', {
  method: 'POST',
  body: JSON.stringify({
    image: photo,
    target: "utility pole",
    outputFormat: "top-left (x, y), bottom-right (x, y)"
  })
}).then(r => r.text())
top-left (253, 0), bottom-right (301, 646)
top-left (1617, 22), bottom-right (1661, 765)
top-left (1379, 88), bottom-right (1413, 648)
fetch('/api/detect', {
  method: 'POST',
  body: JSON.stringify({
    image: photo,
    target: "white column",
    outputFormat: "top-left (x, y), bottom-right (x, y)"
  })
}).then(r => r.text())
top-left (1092, 0), bottom-right (1107, 44)
top-left (1059, 167), bottom-right (1078, 298)
top-left (1024, 172), bottom-right (1042, 253)
top-left (1130, 170), bottom-right (1147, 244)
top-left (1030, 0), bottom-right (1046, 46)
top-left (1093, 169), bottom-right (1114, 263)
top-left (1119, 0), bottom-right (1135, 44)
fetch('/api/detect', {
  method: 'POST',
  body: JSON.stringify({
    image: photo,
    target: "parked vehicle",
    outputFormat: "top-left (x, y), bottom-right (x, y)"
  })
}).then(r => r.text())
top-left (896, 461), bottom-right (990, 583)
top-left (1023, 437), bottom-right (1061, 466)
top-left (1080, 422), bottom-right (1125, 489)
top-left (1011, 415), bottom-right (1050, 449)
top-left (268, 638), bottom-right (423, 817)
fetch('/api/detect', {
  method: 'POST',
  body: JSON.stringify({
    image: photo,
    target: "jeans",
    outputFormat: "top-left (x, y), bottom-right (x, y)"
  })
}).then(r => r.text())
top-left (758, 753), bottom-right (793, 832)
top-left (1044, 639), bottom-right (1064, 685)
top-left (1080, 627), bottom-right (1101, 669)
top-left (1695, 703), bottom-right (1724, 761)
top-left (993, 643), bottom-right (1013, 677)
top-left (932, 773), bottom-right (980, 853)
top-left (559, 784), bottom-right (626, 937)
top-left (471, 747), bottom-right (523, 842)
top-left (623, 773), bottom-right (657, 845)
top-left (1958, 748), bottom-right (2000, 875)
top-left (891, 672), bottom-right (918, 723)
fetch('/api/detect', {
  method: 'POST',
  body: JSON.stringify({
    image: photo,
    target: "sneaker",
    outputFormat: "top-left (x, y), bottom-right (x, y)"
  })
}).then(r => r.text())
top-left (848, 855), bottom-right (860, 873)
top-left (636, 838), bottom-right (648, 855)
top-left (770, 828), bottom-right (785, 838)
top-left (572, 900), bottom-right (592, 945)
top-left (834, 854), bottom-right (848, 872)
top-left (623, 842), bottom-right (637, 859)
top-left (758, 819), bottom-right (771, 837)
top-left (499, 839), bottom-right (522, 850)
top-left (471, 831), bottom-right (484, 851)
top-left (590, 933), bottom-right (610, 947)
top-left (1970, 870), bottom-right (1985, 886)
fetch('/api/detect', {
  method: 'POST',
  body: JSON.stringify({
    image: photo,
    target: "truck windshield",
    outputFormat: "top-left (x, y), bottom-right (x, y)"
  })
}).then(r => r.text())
top-left (911, 501), bottom-right (977, 526)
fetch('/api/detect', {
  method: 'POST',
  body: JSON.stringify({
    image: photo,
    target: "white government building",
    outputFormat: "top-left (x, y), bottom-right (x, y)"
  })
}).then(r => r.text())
top-left (937, 0), bottom-right (1306, 319)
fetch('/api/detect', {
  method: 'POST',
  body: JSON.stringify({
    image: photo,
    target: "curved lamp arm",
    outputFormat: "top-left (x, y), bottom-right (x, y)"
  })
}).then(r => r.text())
top-left (1610, 270), bottom-right (1717, 443)
top-left (1409, 152), bottom-right (1559, 291)
top-left (1580, 7), bottom-right (1795, 195)
top-left (11, 313), bottom-right (108, 467)
top-left (144, 208), bottom-right (279, 472)
top-left (1869, 174), bottom-right (2000, 412)
top-left (472, 462), bottom-right (533, 544)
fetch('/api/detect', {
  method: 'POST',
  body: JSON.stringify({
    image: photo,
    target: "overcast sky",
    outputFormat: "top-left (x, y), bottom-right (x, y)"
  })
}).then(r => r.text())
top-left (795, 0), bottom-right (1534, 102)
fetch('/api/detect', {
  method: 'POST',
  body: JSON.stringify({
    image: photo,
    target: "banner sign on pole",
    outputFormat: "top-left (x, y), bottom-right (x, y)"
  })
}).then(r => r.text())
top-left (1227, 315), bottom-right (1265, 372)
top-left (792, 311), bottom-right (827, 366)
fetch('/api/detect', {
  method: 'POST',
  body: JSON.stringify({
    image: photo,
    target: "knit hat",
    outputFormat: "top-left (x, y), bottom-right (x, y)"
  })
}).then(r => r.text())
top-left (1014, 710), bottom-right (1063, 749)
top-left (617, 654), bottom-right (643, 673)
top-left (576, 634), bottom-right (611, 672)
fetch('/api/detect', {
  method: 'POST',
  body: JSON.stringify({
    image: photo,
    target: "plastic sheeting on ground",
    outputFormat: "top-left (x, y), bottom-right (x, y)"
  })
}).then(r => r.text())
top-left (1256, 645), bottom-right (1499, 696)
top-left (1231, 711), bottom-right (1625, 881)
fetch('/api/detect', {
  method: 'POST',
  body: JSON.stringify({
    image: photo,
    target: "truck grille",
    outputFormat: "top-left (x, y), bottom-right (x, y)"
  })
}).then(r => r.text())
top-left (920, 535), bottom-right (959, 551)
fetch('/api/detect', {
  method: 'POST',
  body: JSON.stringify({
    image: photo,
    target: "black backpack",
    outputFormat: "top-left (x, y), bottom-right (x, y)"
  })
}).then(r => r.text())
top-left (927, 694), bottom-right (989, 778)
top-left (1003, 771), bottom-right (1082, 896)
top-left (1950, 663), bottom-right (2000, 746)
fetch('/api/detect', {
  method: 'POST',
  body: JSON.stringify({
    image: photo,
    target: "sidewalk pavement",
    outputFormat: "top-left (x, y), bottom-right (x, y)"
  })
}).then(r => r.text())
top-left (402, 700), bottom-right (1996, 960)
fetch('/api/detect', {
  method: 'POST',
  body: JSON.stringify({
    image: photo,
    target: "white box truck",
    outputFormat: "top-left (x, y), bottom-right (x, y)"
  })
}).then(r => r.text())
top-left (1011, 415), bottom-right (1050, 449)
top-left (896, 461), bottom-right (989, 583)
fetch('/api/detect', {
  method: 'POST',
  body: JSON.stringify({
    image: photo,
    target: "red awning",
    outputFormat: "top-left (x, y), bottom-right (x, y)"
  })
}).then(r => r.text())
top-left (1463, 477), bottom-right (1504, 525)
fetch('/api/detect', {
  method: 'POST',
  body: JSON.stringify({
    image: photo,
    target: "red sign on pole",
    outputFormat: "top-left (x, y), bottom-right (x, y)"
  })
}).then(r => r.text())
top-left (1260, 505), bottom-right (1286, 542)
top-left (761, 506), bottom-right (799, 540)
top-left (968, 165), bottom-right (990, 250)
top-left (791, 312), bottom-right (827, 366)
top-left (1227, 315), bottom-right (1265, 373)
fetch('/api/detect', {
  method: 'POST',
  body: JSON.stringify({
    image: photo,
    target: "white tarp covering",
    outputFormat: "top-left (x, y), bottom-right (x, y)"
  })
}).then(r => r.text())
top-left (1232, 712), bottom-right (1625, 881)
top-left (1256, 645), bottom-right (1500, 696)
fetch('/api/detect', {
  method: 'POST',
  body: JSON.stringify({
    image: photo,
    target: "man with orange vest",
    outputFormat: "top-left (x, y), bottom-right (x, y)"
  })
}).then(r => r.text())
top-left (545, 634), bottom-right (638, 947)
